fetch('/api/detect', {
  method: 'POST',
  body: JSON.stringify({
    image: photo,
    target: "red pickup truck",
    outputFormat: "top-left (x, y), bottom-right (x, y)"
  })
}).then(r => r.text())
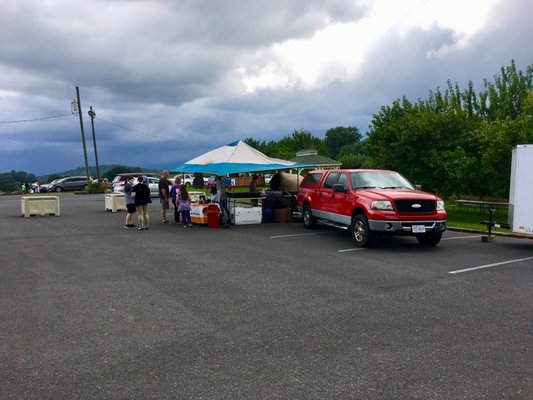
top-left (297, 169), bottom-right (447, 247)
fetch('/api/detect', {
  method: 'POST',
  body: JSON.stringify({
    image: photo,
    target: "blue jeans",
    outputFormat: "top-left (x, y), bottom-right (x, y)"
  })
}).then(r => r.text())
top-left (172, 200), bottom-right (180, 223)
top-left (219, 198), bottom-right (227, 217)
top-left (181, 210), bottom-right (191, 226)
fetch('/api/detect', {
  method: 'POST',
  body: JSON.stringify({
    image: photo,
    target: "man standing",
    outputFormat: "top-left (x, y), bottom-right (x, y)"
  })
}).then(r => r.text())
top-left (158, 170), bottom-right (170, 224)
top-left (216, 175), bottom-right (230, 226)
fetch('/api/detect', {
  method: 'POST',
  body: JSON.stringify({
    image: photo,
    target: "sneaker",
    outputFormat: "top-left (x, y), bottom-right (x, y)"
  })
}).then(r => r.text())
top-left (188, 224), bottom-right (193, 227)
top-left (138, 227), bottom-right (144, 230)
top-left (162, 220), bottom-right (170, 224)
top-left (144, 227), bottom-right (149, 230)
top-left (123, 225), bottom-right (131, 229)
top-left (129, 224), bottom-right (137, 228)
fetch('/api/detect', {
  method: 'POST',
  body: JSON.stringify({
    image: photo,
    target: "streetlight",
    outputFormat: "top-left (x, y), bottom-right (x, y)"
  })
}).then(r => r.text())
top-left (88, 106), bottom-right (101, 182)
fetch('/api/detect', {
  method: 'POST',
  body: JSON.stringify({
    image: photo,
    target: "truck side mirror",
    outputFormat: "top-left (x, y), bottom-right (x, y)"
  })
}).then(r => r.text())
top-left (333, 184), bottom-right (347, 193)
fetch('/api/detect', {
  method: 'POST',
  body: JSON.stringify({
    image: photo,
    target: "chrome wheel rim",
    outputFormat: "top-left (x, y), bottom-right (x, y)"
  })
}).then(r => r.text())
top-left (303, 209), bottom-right (310, 225)
top-left (353, 220), bottom-right (365, 242)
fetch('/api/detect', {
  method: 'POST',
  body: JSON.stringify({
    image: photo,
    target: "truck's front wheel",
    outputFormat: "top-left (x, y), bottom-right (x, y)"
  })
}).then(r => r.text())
top-left (351, 214), bottom-right (373, 247)
top-left (303, 204), bottom-right (317, 229)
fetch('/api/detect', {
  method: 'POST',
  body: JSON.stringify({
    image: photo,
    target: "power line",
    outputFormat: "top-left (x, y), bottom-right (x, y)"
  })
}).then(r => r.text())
top-left (0, 113), bottom-right (73, 124)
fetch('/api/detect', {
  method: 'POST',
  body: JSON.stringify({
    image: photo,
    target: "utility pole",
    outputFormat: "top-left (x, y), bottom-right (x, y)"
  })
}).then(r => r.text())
top-left (88, 106), bottom-right (100, 181)
top-left (75, 85), bottom-right (91, 183)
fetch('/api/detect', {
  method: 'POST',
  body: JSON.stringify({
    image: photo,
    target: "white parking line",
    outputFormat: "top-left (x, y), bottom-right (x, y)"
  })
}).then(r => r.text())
top-left (449, 256), bottom-right (533, 274)
top-left (337, 248), bottom-right (364, 253)
top-left (270, 232), bottom-right (332, 239)
top-left (442, 235), bottom-right (483, 241)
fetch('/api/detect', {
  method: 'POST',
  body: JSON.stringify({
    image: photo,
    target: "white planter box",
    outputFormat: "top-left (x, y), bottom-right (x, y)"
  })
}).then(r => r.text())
top-left (230, 207), bottom-right (262, 225)
top-left (105, 193), bottom-right (127, 212)
top-left (21, 196), bottom-right (60, 217)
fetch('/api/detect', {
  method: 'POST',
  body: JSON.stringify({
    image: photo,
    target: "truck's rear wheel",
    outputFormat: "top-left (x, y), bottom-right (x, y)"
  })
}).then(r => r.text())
top-left (303, 204), bottom-right (317, 229)
top-left (416, 231), bottom-right (442, 246)
top-left (351, 214), bottom-right (373, 247)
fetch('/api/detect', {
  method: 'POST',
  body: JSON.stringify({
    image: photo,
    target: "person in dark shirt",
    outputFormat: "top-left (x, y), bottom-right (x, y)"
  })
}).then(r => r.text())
top-left (132, 176), bottom-right (152, 230)
top-left (158, 170), bottom-right (170, 224)
top-left (269, 172), bottom-right (281, 191)
top-left (170, 177), bottom-right (181, 223)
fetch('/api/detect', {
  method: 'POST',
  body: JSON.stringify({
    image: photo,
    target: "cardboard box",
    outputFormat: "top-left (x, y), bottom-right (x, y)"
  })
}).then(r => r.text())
top-left (273, 207), bottom-right (292, 223)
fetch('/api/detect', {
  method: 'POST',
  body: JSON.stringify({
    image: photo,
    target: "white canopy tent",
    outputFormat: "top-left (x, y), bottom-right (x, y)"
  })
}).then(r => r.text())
top-left (173, 140), bottom-right (310, 175)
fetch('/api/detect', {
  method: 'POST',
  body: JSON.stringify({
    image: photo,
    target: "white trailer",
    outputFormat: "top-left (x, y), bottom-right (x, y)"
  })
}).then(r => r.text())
top-left (508, 144), bottom-right (533, 235)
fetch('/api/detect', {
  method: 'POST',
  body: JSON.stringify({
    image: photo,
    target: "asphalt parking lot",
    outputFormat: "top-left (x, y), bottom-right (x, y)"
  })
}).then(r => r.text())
top-left (1, 194), bottom-right (531, 399)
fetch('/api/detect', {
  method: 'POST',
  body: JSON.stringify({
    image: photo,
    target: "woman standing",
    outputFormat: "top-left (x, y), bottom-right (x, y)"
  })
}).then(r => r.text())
top-left (178, 186), bottom-right (192, 227)
top-left (170, 177), bottom-right (181, 223)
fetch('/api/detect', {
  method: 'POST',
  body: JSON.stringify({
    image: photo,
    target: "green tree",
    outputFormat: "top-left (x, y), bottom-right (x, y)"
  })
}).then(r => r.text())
top-left (364, 61), bottom-right (533, 198)
top-left (324, 126), bottom-right (361, 159)
top-left (0, 170), bottom-right (36, 192)
top-left (245, 130), bottom-right (325, 160)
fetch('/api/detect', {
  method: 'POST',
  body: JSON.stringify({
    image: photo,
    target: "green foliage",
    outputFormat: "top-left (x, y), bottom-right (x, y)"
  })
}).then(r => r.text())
top-left (0, 170), bottom-right (36, 192)
top-left (324, 126), bottom-right (361, 159)
top-left (364, 60), bottom-right (533, 199)
top-left (87, 179), bottom-right (107, 193)
top-left (245, 130), bottom-right (327, 160)
top-left (446, 200), bottom-right (509, 233)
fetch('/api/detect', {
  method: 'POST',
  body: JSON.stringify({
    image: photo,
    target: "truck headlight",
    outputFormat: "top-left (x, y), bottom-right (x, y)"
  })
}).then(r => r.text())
top-left (436, 200), bottom-right (445, 211)
top-left (371, 200), bottom-right (393, 210)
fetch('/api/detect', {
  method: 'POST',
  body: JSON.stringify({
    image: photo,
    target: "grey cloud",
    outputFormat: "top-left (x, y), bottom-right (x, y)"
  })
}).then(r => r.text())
top-left (2, 0), bottom-right (533, 176)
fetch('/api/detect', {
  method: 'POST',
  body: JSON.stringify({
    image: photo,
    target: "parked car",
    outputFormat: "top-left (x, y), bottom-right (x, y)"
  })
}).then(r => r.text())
top-left (111, 173), bottom-right (159, 195)
top-left (39, 179), bottom-right (61, 193)
top-left (297, 169), bottom-right (447, 247)
top-left (132, 176), bottom-right (161, 197)
top-left (45, 176), bottom-right (89, 192)
top-left (111, 172), bottom-right (160, 197)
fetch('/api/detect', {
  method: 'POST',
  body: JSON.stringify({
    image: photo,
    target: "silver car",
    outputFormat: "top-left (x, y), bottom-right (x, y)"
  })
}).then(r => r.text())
top-left (113, 175), bottom-right (161, 197)
top-left (46, 176), bottom-right (89, 192)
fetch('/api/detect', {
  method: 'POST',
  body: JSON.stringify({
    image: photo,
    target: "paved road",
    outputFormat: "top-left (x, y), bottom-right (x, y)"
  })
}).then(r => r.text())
top-left (1, 194), bottom-right (532, 399)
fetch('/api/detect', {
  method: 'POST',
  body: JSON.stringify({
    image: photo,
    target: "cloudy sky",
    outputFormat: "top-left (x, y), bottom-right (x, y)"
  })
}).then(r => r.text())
top-left (1, 0), bottom-right (532, 176)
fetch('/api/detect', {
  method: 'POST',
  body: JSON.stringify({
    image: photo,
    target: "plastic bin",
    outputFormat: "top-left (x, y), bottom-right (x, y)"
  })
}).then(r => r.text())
top-left (207, 204), bottom-right (220, 228)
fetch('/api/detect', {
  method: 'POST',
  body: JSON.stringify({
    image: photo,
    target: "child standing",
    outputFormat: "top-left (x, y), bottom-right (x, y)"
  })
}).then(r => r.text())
top-left (178, 186), bottom-right (192, 227)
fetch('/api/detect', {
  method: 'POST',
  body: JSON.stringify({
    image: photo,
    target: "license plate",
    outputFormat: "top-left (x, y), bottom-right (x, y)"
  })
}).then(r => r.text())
top-left (412, 225), bottom-right (426, 233)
